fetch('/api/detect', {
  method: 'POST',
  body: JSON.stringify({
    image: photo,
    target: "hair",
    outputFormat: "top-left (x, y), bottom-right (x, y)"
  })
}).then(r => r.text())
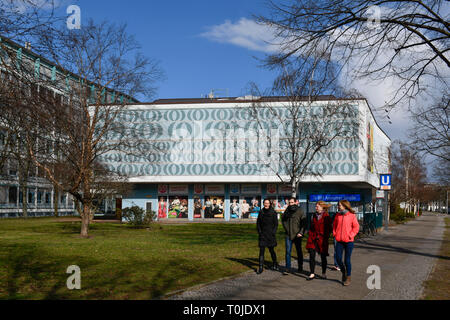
top-left (289, 197), bottom-right (296, 202)
top-left (338, 200), bottom-right (356, 214)
top-left (263, 199), bottom-right (271, 204)
top-left (316, 201), bottom-right (331, 212)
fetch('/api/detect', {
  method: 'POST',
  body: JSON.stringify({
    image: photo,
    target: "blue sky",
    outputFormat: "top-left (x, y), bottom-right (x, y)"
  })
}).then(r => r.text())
top-left (53, 0), bottom-right (450, 147)
top-left (65, 0), bottom-right (276, 101)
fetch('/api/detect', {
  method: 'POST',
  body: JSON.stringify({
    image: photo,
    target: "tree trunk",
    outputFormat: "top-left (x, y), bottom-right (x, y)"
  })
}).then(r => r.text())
top-left (80, 203), bottom-right (91, 238)
top-left (19, 179), bottom-right (28, 218)
top-left (53, 185), bottom-right (59, 217)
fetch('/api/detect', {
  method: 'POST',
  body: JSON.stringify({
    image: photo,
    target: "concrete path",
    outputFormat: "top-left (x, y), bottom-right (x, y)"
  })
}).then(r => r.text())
top-left (167, 212), bottom-right (448, 300)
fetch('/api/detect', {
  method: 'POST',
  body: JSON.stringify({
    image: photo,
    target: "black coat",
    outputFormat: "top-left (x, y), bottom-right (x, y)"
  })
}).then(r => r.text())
top-left (257, 207), bottom-right (278, 247)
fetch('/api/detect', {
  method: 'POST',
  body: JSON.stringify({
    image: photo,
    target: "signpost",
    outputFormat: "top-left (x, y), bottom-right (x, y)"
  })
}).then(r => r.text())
top-left (380, 174), bottom-right (392, 231)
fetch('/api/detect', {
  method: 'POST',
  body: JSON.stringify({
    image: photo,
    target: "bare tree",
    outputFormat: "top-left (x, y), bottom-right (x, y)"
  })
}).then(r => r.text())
top-left (409, 94), bottom-right (449, 162)
top-left (20, 20), bottom-right (164, 237)
top-left (391, 140), bottom-right (428, 214)
top-left (257, 0), bottom-right (449, 112)
top-left (248, 62), bottom-right (360, 197)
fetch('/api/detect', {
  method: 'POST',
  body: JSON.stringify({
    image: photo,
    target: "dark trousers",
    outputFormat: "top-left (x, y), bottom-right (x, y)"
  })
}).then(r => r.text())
top-left (308, 249), bottom-right (327, 275)
top-left (335, 241), bottom-right (354, 276)
top-left (259, 246), bottom-right (277, 266)
top-left (285, 236), bottom-right (303, 270)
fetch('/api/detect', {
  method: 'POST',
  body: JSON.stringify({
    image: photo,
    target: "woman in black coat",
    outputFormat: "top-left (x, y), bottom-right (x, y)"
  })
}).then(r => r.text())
top-left (256, 199), bottom-right (279, 274)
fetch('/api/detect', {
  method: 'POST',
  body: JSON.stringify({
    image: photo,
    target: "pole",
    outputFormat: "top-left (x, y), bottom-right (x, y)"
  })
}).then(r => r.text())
top-left (384, 190), bottom-right (389, 231)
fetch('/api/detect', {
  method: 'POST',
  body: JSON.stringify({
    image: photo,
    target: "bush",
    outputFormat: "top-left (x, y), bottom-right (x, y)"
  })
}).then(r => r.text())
top-left (122, 206), bottom-right (155, 227)
top-left (390, 203), bottom-right (407, 223)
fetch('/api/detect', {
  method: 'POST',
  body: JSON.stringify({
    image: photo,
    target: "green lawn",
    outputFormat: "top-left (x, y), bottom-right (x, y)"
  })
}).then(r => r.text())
top-left (0, 218), bottom-right (294, 300)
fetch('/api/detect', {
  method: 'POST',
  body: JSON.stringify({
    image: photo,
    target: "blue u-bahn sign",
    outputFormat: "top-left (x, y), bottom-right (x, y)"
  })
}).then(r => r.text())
top-left (309, 194), bottom-right (361, 202)
top-left (380, 174), bottom-right (392, 190)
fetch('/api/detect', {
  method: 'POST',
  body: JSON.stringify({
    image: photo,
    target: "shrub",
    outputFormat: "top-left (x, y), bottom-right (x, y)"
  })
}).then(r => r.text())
top-left (122, 206), bottom-right (155, 227)
top-left (390, 203), bottom-right (407, 223)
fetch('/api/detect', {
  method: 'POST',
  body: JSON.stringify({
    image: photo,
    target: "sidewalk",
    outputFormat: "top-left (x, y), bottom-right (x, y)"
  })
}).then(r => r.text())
top-left (166, 212), bottom-right (448, 300)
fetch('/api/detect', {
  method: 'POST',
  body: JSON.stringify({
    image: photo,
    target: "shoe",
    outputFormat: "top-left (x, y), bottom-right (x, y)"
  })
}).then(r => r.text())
top-left (256, 265), bottom-right (263, 274)
top-left (271, 263), bottom-right (280, 271)
top-left (341, 271), bottom-right (347, 284)
top-left (297, 267), bottom-right (303, 274)
top-left (321, 273), bottom-right (327, 279)
top-left (331, 266), bottom-right (340, 271)
top-left (306, 274), bottom-right (315, 281)
top-left (343, 276), bottom-right (351, 286)
top-left (282, 269), bottom-right (289, 275)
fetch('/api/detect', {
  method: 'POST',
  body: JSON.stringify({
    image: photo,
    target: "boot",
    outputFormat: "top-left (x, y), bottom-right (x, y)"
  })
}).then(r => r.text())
top-left (256, 264), bottom-right (264, 274)
top-left (271, 262), bottom-right (279, 271)
top-left (344, 276), bottom-right (351, 286)
top-left (341, 269), bottom-right (347, 284)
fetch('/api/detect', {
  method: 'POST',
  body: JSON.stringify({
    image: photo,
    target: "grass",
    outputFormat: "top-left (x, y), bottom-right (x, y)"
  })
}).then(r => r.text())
top-left (0, 217), bottom-right (299, 300)
top-left (421, 217), bottom-right (450, 300)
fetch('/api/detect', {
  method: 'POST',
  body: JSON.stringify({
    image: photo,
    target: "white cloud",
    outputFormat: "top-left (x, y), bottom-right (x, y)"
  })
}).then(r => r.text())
top-left (200, 16), bottom-right (449, 141)
top-left (200, 18), bottom-right (280, 53)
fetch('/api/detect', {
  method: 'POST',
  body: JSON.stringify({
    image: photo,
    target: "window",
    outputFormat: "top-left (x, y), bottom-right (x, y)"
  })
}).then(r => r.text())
top-left (0, 186), bottom-right (7, 204)
top-left (8, 186), bottom-right (17, 204)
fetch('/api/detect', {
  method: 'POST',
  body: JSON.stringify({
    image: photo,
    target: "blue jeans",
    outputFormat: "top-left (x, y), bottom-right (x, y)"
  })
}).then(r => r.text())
top-left (333, 238), bottom-right (338, 267)
top-left (285, 236), bottom-right (303, 270)
top-left (335, 241), bottom-right (354, 276)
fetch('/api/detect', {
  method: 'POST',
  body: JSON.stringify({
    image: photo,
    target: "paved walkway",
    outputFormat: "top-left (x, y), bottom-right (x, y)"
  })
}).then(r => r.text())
top-left (167, 212), bottom-right (448, 300)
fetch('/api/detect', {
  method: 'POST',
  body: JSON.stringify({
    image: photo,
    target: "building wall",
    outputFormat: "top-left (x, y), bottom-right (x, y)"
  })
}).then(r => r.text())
top-left (101, 100), bottom-right (366, 183)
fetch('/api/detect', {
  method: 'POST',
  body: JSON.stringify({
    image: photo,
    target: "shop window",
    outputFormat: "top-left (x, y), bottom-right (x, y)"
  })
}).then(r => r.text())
top-left (244, 196), bottom-right (261, 219)
top-left (204, 196), bottom-right (224, 219)
top-left (168, 196), bottom-right (188, 218)
top-left (157, 196), bottom-right (168, 219)
top-left (193, 196), bottom-right (203, 218)
top-left (230, 196), bottom-right (240, 219)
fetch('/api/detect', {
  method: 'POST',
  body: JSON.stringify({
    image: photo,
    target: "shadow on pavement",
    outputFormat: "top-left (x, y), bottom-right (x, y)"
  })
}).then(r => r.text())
top-left (355, 241), bottom-right (450, 260)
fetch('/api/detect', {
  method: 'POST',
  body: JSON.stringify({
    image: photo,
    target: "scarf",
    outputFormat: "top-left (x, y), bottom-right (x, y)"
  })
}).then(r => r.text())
top-left (282, 205), bottom-right (297, 221)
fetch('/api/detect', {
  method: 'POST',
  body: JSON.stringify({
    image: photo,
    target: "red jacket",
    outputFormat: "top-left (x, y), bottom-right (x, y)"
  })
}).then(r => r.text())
top-left (306, 212), bottom-right (332, 255)
top-left (333, 211), bottom-right (360, 242)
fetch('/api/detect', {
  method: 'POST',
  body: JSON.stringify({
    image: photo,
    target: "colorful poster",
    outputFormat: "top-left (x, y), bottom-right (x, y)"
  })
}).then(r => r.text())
top-left (266, 184), bottom-right (277, 195)
top-left (158, 184), bottom-right (168, 195)
top-left (230, 184), bottom-right (240, 195)
top-left (194, 184), bottom-right (204, 195)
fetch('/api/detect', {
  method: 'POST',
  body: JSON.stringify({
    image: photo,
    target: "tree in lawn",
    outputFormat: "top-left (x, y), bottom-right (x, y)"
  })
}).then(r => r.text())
top-left (26, 20), bottom-right (164, 237)
top-left (257, 0), bottom-right (449, 113)
top-left (248, 61), bottom-right (360, 198)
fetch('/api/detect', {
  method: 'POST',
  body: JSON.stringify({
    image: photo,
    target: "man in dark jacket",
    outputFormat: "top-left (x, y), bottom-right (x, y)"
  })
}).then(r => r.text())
top-left (281, 197), bottom-right (307, 274)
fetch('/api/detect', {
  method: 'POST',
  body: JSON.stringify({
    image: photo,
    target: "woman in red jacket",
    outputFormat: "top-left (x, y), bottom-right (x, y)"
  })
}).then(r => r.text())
top-left (306, 201), bottom-right (332, 280)
top-left (333, 200), bottom-right (360, 286)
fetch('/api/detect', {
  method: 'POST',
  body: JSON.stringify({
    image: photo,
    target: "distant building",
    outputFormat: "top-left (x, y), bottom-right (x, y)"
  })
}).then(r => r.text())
top-left (0, 36), bottom-right (137, 218)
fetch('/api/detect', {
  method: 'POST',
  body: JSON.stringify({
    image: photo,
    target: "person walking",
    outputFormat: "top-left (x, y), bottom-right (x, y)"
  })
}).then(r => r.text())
top-left (333, 200), bottom-right (360, 286)
top-left (256, 199), bottom-right (279, 274)
top-left (281, 197), bottom-right (307, 275)
top-left (306, 201), bottom-right (332, 280)
top-left (329, 211), bottom-right (341, 272)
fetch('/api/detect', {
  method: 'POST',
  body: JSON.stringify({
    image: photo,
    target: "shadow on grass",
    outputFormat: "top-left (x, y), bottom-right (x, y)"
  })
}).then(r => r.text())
top-left (1, 242), bottom-right (102, 300)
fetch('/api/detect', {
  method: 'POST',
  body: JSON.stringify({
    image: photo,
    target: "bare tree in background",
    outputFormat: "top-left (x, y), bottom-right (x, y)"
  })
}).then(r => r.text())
top-left (257, 0), bottom-right (449, 112)
top-left (409, 94), bottom-right (449, 162)
top-left (18, 20), bottom-right (164, 238)
top-left (391, 140), bottom-right (427, 215)
top-left (0, 0), bottom-right (61, 42)
top-left (248, 61), bottom-right (360, 197)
